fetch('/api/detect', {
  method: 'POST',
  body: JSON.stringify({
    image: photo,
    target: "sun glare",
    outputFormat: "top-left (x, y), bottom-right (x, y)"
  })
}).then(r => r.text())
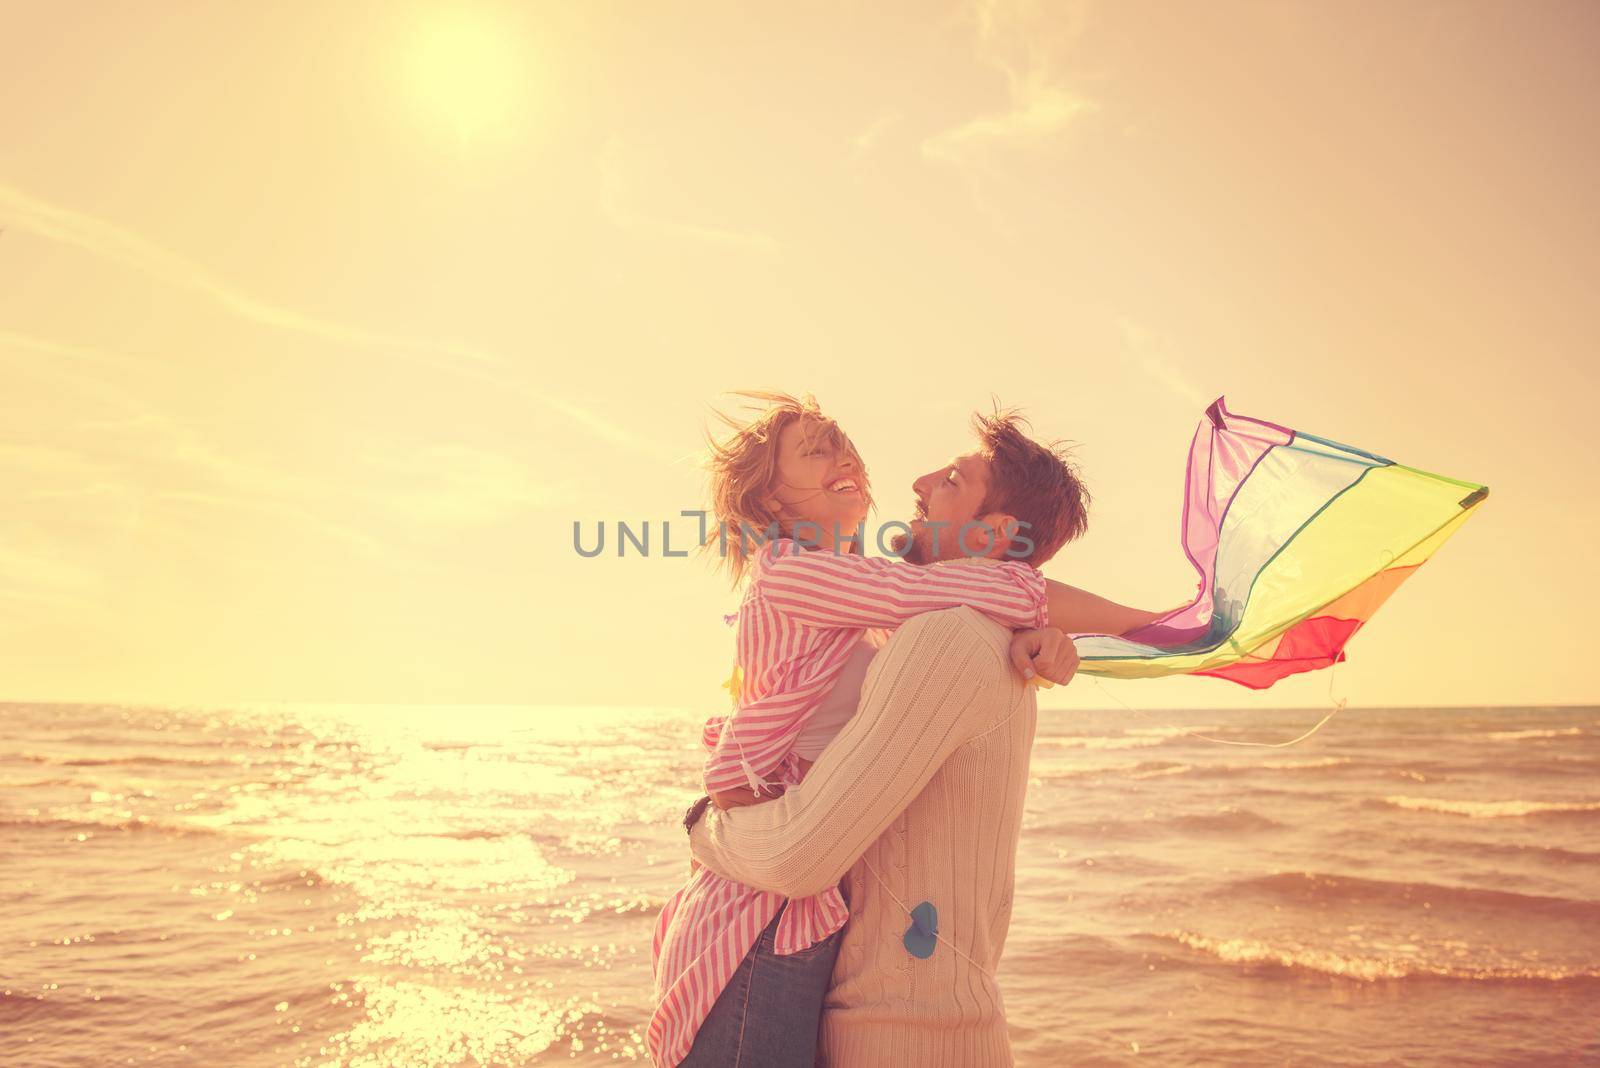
top-left (405, 10), bottom-right (524, 142)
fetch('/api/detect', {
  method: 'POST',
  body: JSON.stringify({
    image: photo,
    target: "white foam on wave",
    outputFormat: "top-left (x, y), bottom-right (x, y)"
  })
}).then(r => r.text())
top-left (1151, 929), bottom-right (1600, 982)
top-left (1128, 763), bottom-right (1195, 779)
top-left (1035, 736), bottom-right (1168, 751)
top-left (1480, 727), bottom-right (1584, 741)
top-left (1380, 796), bottom-right (1600, 818)
top-left (1158, 929), bottom-right (1411, 980)
top-left (1026, 758), bottom-right (1145, 782)
top-left (1123, 725), bottom-right (1216, 739)
top-left (1268, 756), bottom-right (1352, 770)
top-left (1127, 756), bottom-right (1350, 780)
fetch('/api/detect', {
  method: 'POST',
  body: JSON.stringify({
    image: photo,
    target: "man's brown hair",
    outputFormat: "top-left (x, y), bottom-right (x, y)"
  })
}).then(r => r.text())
top-left (971, 404), bottom-right (1090, 566)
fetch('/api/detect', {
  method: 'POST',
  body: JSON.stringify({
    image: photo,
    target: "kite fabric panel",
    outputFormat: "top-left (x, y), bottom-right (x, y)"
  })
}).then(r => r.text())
top-left (1072, 396), bottom-right (1488, 689)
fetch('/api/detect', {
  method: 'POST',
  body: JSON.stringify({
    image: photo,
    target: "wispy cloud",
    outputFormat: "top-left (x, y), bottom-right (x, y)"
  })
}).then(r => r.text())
top-left (0, 345), bottom-right (395, 571)
top-left (0, 184), bottom-right (665, 457)
top-left (1, 330), bottom-right (558, 576)
top-left (598, 136), bottom-right (780, 252)
top-left (0, 534), bottom-right (102, 592)
top-left (351, 438), bottom-right (562, 529)
top-left (0, 438), bottom-right (113, 622)
top-left (853, 112), bottom-right (904, 155)
top-left (920, 0), bottom-right (1099, 229)
top-left (147, 489), bottom-right (397, 556)
top-left (1117, 317), bottom-right (1210, 408)
top-left (0, 537), bottom-right (106, 625)
top-left (0, 329), bottom-right (317, 498)
top-left (921, 81), bottom-right (1094, 166)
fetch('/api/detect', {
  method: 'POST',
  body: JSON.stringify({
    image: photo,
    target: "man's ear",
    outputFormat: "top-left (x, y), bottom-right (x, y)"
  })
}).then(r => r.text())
top-left (979, 512), bottom-right (1020, 558)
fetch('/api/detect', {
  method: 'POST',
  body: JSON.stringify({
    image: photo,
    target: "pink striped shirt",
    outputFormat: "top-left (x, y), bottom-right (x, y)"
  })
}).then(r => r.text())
top-left (648, 538), bottom-right (1049, 1066)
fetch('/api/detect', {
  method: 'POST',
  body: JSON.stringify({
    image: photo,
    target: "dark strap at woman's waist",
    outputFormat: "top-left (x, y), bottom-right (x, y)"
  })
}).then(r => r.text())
top-left (683, 794), bottom-right (712, 834)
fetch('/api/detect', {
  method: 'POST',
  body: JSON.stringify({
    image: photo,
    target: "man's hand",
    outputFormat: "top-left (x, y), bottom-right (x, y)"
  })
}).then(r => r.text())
top-left (1008, 627), bottom-right (1080, 688)
top-left (711, 785), bottom-right (785, 810)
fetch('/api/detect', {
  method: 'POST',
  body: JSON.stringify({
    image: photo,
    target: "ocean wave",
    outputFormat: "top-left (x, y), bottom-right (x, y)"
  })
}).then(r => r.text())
top-left (1146, 929), bottom-right (1600, 984)
top-left (1051, 850), bottom-right (1184, 877)
top-left (0, 776), bottom-right (90, 789)
top-left (545, 890), bottom-right (667, 921)
top-left (1221, 870), bottom-right (1600, 921)
top-left (1388, 834), bottom-right (1600, 867)
top-left (1168, 807), bottom-right (1285, 833)
top-left (1126, 761), bottom-right (1195, 779)
top-left (1231, 755), bottom-right (1352, 772)
top-left (1022, 816), bottom-right (1145, 840)
top-left (1022, 806), bottom-right (1286, 839)
top-left (1476, 727), bottom-right (1586, 742)
top-left (55, 732), bottom-right (254, 750)
top-left (1029, 759), bottom-right (1152, 782)
top-left (1375, 796), bottom-right (1600, 819)
top-left (607, 895), bottom-right (665, 916)
top-left (0, 988), bottom-right (144, 1024)
top-left (10, 751), bottom-right (254, 769)
top-left (1128, 756), bottom-right (1353, 780)
top-left (0, 814), bottom-right (231, 839)
top-left (1123, 725), bottom-right (1216, 739)
top-left (62, 754), bottom-right (250, 768)
top-left (1034, 736), bottom-right (1168, 751)
top-left (252, 865), bottom-right (335, 891)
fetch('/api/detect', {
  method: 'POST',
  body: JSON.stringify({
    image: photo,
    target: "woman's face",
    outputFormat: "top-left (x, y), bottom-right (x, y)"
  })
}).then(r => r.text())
top-left (769, 416), bottom-right (870, 548)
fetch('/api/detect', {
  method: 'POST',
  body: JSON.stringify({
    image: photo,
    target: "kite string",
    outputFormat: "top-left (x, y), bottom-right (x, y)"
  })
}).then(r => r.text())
top-left (856, 854), bottom-right (997, 981)
top-left (1082, 655), bottom-right (1349, 748)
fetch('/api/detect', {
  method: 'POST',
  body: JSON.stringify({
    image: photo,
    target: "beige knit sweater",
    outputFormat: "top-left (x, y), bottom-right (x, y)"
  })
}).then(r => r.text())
top-left (689, 604), bottom-right (1037, 1067)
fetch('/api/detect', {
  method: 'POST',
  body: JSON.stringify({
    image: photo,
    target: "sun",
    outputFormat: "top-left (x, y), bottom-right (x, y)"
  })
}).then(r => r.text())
top-left (405, 9), bottom-right (524, 142)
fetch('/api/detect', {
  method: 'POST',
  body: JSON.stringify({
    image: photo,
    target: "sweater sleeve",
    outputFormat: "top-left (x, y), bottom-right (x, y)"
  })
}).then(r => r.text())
top-left (688, 605), bottom-right (1025, 899)
top-left (753, 539), bottom-right (1049, 632)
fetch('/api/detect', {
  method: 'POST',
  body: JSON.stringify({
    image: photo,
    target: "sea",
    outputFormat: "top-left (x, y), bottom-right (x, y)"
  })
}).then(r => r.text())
top-left (2, 701), bottom-right (1597, 1067)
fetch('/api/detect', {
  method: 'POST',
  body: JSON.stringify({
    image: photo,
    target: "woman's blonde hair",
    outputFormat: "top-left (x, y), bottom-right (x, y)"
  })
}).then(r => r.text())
top-left (701, 390), bottom-right (873, 586)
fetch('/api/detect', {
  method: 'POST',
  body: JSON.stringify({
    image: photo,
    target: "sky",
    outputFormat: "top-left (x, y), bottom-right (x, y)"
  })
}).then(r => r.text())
top-left (1, 0), bottom-right (1596, 714)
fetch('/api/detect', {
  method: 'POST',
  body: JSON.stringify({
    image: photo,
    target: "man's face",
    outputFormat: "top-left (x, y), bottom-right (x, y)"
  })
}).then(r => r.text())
top-left (894, 451), bottom-right (1002, 563)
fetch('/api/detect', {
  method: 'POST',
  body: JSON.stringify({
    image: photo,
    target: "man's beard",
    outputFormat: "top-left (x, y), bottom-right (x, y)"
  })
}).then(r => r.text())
top-left (892, 519), bottom-right (930, 564)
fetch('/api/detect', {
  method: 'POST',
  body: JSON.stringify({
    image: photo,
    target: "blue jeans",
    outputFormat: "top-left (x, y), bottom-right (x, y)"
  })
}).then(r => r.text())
top-left (676, 903), bottom-right (844, 1068)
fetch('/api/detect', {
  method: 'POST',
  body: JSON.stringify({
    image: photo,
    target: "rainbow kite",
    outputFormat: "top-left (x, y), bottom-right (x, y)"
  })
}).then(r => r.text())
top-left (1072, 397), bottom-right (1488, 689)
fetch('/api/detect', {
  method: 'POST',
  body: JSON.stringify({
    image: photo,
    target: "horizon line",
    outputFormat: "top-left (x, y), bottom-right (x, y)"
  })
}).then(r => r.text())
top-left (2, 697), bottom-right (1595, 714)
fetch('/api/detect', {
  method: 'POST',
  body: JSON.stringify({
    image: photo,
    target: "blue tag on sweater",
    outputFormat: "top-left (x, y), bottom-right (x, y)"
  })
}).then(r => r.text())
top-left (903, 901), bottom-right (938, 959)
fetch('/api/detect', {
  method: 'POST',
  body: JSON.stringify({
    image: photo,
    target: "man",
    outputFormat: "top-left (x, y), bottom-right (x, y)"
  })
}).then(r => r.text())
top-left (687, 407), bottom-right (1164, 1065)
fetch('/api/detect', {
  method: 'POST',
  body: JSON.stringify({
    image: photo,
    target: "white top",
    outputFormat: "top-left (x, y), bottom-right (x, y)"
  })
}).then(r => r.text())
top-left (790, 636), bottom-right (879, 761)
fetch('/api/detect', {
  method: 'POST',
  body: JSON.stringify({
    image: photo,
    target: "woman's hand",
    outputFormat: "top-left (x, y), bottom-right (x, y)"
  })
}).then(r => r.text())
top-left (1008, 627), bottom-right (1080, 688)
